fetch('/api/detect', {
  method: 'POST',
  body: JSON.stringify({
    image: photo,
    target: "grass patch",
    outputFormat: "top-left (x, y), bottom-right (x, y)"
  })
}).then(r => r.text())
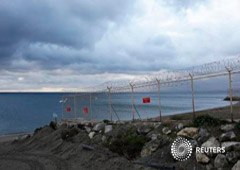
top-left (193, 115), bottom-right (227, 127)
top-left (105, 125), bottom-right (147, 159)
top-left (109, 135), bottom-right (147, 159)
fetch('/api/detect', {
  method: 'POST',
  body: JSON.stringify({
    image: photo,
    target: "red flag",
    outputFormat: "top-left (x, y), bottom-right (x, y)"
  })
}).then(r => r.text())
top-left (66, 106), bottom-right (72, 112)
top-left (142, 97), bottom-right (151, 103)
top-left (83, 107), bottom-right (88, 115)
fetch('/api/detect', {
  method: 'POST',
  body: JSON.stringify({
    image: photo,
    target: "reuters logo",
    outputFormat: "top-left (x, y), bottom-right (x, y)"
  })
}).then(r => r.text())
top-left (171, 137), bottom-right (192, 161)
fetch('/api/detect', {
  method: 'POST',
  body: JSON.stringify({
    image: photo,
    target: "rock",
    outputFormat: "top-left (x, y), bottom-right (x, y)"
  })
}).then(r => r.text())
top-left (221, 141), bottom-right (240, 151)
top-left (104, 125), bottom-right (113, 133)
top-left (141, 136), bottom-right (170, 157)
top-left (198, 128), bottom-right (210, 143)
top-left (196, 153), bottom-right (210, 163)
top-left (190, 139), bottom-right (198, 149)
top-left (146, 133), bottom-right (159, 140)
top-left (162, 127), bottom-right (171, 135)
top-left (153, 122), bottom-right (162, 129)
top-left (88, 132), bottom-right (95, 139)
top-left (232, 160), bottom-right (240, 170)
top-left (226, 151), bottom-right (240, 164)
top-left (214, 154), bottom-right (228, 168)
top-left (202, 137), bottom-right (220, 156)
top-left (84, 126), bottom-right (92, 133)
top-left (141, 140), bottom-right (160, 157)
top-left (219, 131), bottom-right (236, 142)
top-left (93, 123), bottom-right (105, 132)
top-left (136, 124), bottom-right (153, 135)
top-left (177, 123), bottom-right (184, 130)
top-left (206, 163), bottom-right (213, 170)
top-left (220, 124), bottom-right (235, 131)
top-left (112, 124), bottom-right (137, 138)
top-left (177, 127), bottom-right (198, 139)
top-left (101, 135), bottom-right (106, 142)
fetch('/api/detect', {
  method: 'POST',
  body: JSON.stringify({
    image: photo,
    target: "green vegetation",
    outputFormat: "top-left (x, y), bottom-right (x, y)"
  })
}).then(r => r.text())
top-left (49, 121), bottom-right (57, 130)
top-left (103, 119), bottom-right (110, 124)
top-left (236, 121), bottom-right (240, 129)
top-left (61, 128), bottom-right (79, 140)
top-left (108, 135), bottom-right (147, 159)
top-left (193, 114), bottom-right (227, 127)
top-left (77, 123), bottom-right (85, 129)
top-left (104, 125), bottom-right (147, 159)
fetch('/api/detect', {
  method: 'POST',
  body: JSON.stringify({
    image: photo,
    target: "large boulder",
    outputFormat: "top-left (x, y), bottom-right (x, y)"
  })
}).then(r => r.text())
top-left (196, 153), bottom-right (210, 164)
top-left (136, 124), bottom-right (153, 135)
top-left (226, 151), bottom-right (240, 164)
top-left (93, 123), bottom-right (105, 132)
top-left (84, 126), bottom-right (92, 133)
top-left (197, 128), bottom-right (210, 143)
top-left (178, 123), bottom-right (184, 130)
top-left (88, 132), bottom-right (95, 139)
top-left (221, 141), bottom-right (240, 151)
top-left (177, 127), bottom-right (198, 139)
top-left (153, 122), bottom-right (162, 129)
top-left (162, 127), bottom-right (171, 135)
top-left (190, 139), bottom-right (198, 149)
top-left (214, 154), bottom-right (228, 169)
top-left (220, 124), bottom-right (235, 131)
top-left (146, 133), bottom-right (160, 140)
top-left (104, 125), bottom-right (113, 133)
top-left (219, 131), bottom-right (236, 142)
top-left (232, 160), bottom-right (240, 170)
top-left (201, 137), bottom-right (220, 156)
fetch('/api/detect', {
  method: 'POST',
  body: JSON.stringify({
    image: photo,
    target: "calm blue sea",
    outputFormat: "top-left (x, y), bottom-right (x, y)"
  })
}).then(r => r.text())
top-left (0, 91), bottom-right (231, 135)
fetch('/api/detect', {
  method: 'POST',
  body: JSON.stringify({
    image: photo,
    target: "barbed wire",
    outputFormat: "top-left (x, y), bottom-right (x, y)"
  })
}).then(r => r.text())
top-left (80, 54), bottom-right (240, 93)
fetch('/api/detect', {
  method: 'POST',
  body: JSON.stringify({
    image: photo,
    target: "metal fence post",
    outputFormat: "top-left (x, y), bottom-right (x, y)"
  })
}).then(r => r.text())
top-left (189, 73), bottom-right (195, 120)
top-left (130, 83), bottom-right (135, 121)
top-left (156, 79), bottom-right (162, 122)
top-left (89, 93), bottom-right (93, 123)
top-left (107, 87), bottom-right (112, 122)
top-left (74, 94), bottom-right (77, 120)
top-left (226, 68), bottom-right (233, 122)
top-left (61, 96), bottom-right (64, 120)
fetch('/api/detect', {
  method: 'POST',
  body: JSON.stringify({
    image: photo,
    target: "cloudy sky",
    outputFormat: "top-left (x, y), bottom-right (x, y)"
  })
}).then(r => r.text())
top-left (0, 0), bottom-right (240, 92)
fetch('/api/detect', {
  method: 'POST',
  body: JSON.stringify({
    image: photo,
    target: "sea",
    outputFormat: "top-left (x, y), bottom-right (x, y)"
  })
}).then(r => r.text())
top-left (0, 91), bottom-right (232, 135)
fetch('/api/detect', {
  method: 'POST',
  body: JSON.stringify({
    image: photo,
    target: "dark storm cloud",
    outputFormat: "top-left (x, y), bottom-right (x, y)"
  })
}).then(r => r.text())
top-left (0, 0), bottom-right (240, 91)
top-left (0, 0), bottom-right (134, 71)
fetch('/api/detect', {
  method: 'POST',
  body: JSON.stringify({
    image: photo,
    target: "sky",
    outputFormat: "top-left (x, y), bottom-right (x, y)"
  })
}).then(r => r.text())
top-left (0, 0), bottom-right (240, 92)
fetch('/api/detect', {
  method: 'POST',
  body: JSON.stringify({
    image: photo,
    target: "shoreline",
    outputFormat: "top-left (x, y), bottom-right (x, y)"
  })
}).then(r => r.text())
top-left (0, 104), bottom-right (239, 169)
top-left (163, 101), bottom-right (240, 121)
top-left (0, 131), bottom-right (33, 143)
top-left (1, 102), bottom-right (239, 141)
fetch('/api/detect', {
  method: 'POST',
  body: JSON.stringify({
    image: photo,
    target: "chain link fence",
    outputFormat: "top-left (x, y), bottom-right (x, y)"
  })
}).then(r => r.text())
top-left (60, 56), bottom-right (240, 123)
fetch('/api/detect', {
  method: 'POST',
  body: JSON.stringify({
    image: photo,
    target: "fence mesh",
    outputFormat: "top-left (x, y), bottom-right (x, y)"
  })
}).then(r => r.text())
top-left (61, 55), bottom-right (240, 123)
